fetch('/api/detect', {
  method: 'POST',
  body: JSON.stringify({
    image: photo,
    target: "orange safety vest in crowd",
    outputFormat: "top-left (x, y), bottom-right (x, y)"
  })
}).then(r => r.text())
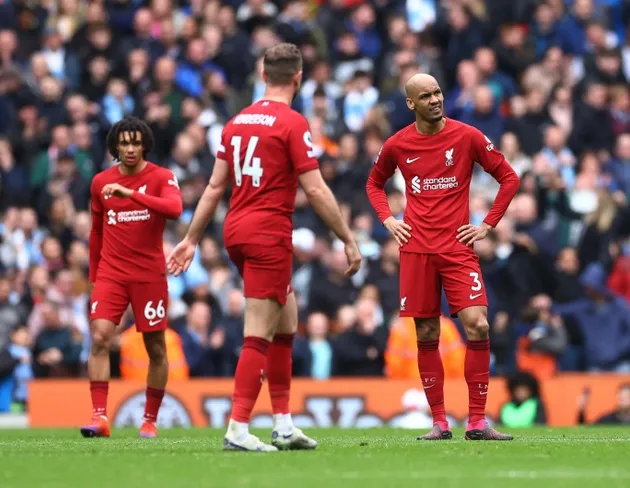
top-left (119, 326), bottom-right (189, 381)
top-left (385, 316), bottom-right (466, 379)
top-left (516, 336), bottom-right (557, 381)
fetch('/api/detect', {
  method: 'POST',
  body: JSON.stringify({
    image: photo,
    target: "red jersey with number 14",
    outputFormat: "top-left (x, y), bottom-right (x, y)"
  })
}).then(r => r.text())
top-left (216, 100), bottom-right (319, 246)
top-left (366, 118), bottom-right (519, 254)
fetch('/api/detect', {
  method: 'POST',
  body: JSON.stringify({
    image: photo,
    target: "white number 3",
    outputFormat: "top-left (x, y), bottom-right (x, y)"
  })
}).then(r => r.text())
top-left (144, 300), bottom-right (166, 320)
top-left (469, 272), bottom-right (482, 291)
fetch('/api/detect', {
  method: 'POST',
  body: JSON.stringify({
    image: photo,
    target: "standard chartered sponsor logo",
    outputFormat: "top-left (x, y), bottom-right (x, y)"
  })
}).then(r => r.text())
top-left (107, 209), bottom-right (151, 225)
top-left (410, 176), bottom-right (459, 194)
top-left (422, 176), bottom-right (459, 191)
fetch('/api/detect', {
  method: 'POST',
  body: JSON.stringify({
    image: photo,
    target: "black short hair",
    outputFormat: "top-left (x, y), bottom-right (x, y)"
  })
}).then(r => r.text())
top-left (106, 116), bottom-right (154, 160)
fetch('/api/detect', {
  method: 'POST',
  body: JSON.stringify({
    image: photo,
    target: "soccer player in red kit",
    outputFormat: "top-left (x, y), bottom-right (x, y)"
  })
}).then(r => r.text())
top-left (167, 43), bottom-right (361, 451)
top-left (366, 74), bottom-right (519, 440)
top-left (82, 117), bottom-right (183, 439)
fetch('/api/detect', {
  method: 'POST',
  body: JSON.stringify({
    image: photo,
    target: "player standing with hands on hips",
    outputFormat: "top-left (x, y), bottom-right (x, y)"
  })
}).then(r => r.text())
top-left (167, 43), bottom-right (362, 451)
top-left (366, 74), bottom-right (519, 440)
top-left (83, 117), bottom-right (183, 438)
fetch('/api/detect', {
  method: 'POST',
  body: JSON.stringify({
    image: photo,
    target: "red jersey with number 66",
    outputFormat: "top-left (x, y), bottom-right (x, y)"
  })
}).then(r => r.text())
top-left (216, 100), bottom-right (319, 246)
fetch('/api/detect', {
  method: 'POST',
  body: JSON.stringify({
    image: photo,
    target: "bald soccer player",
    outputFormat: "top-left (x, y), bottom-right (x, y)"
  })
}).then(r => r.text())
top-left (366, 74), bottom-right (519, 440)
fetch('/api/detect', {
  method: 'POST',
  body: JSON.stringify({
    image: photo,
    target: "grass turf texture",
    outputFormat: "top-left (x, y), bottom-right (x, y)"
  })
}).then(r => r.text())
top-left (1, 427), bottom-right (629, 487)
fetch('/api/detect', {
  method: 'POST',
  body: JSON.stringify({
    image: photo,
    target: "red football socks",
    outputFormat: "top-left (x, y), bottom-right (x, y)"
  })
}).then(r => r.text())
top-left (416, 340), bottom-right (447, 427)
top-left (90, 381), bottom-right (108, 417)
top-left (465, 339), bottom-right (490, 429)
top-left (267, 333), bottom-right (294, 415)
top-left (231, 337), bottom-right (270, 423)
top-left (144, 387), bottom-right (165, 423)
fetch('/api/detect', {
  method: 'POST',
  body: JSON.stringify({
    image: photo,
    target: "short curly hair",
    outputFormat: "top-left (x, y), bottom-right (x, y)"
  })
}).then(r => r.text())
top-left (106, 116), bottom-right (154, 160)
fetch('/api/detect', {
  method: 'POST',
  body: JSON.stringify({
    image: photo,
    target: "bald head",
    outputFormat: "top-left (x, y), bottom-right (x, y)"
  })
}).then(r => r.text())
top-left (405, 73), bottom-right (438, 98)
top-left (405, 73), bottom-right (444, 126)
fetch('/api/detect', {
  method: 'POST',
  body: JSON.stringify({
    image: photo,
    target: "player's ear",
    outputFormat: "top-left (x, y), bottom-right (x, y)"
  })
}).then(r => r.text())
top-left (261, 69), bottom-right (267, 83)
top-left (294, 70), bottom-right (303, 86)
top-left (405, 98), bottom-right (415, 111)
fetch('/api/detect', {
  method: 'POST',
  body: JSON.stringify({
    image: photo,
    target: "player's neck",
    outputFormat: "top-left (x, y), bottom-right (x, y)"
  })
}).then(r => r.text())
top-left (415, 117), bottom-right (446, 136)
top-left (118, 159), bottom-right (147, 176)
top-left (261, 87), bottom-right (294, 106)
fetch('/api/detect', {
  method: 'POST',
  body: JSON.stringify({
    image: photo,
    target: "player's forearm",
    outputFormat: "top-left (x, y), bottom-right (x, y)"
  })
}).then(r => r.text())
top-left (130, 192), bottom-right (183, 220)
top-left (305, 183), bottom-right (354, 244)
top-left (366, 175), bottom-right (393, 223)
top-left (185, 183), bottom-right (224, 244)
top-left (483, 161), bottom-right (520, 228)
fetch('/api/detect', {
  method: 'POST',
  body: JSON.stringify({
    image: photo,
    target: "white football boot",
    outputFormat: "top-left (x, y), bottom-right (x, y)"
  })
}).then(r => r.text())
top-left (223, 433), bottom-right (278, 452)
top-left (271, 427), bottom-right (318, 450)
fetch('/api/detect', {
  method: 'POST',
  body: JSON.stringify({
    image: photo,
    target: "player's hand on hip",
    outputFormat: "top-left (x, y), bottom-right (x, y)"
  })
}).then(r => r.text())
top-left (383, 216), bottom-right (412, 246)
top-left (166, 238), bottom-right (196, 276)
top-left (343, 240), bottom-right (362, 277)
top-left (457, 222), bottom-right (491, 246)
top-left (102, 183), bottom-right (133, 198)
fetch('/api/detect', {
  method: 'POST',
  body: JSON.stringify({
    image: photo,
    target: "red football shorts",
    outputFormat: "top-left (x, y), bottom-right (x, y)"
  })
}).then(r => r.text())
top-left (399, 250), bottom-right (488, 318)
top-left (90, 279), bottom-right (169, 333)
top-left (227, 241), bottom-right (292, 306)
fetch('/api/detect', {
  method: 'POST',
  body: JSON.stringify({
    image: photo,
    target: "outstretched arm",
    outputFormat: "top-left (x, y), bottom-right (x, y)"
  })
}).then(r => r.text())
top-left (184, 158), bottom-right (230, 244)
top-left (299, 169), bottom-right (354, 244)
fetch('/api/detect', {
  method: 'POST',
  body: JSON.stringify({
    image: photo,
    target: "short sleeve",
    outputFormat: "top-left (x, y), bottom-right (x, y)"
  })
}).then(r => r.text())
top-left (216, 126), bottom-right (229, 161)
top-left (470, 128), bottom-right (506, 174)
top-left (287, 115), bottom-right (319, 175)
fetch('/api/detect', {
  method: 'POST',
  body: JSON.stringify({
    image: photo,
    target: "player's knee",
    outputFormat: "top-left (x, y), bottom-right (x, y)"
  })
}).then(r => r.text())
top-left (414, 318), bottom-right (440, 341)
top-left (91, 328), bottom-right (114, 352)
top-left (466, 316), bottom-right (490, 339)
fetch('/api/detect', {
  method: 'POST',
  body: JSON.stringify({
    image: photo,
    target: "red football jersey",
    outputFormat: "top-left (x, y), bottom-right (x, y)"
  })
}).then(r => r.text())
top-left (367, 118), bottom-right (519, 254)
top-left (216, 100), bottom-right (319, 246)
top-left (89, 162), bottom-right (182, 283)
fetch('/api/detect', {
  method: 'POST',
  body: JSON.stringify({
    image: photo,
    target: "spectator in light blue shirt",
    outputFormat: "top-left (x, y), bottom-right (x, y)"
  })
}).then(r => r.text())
top-left (306, 312), bottom-right (333, 380)
top-left (8, 325), bottom-right (33, 409)
top-left (541, 125), bottom-right (577, 188)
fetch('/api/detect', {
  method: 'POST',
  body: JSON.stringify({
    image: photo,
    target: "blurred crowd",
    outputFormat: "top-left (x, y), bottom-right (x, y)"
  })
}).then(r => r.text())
top-left (1, 0), bottom-right (630, 411)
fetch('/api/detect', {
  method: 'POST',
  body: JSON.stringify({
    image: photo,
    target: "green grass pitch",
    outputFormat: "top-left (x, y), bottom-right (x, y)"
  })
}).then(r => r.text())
top-left (1, 427), bottom-right (629, 487)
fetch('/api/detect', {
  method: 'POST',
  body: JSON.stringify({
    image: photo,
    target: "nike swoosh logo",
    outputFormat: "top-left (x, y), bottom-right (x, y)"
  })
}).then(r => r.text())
top-left (424, 385), bottom-right (435, 389)
top-left (406, 157), bottom-right (420, 164)
top-left (480, 391), bottom-right (488, 395)
top-left (469, 293), bottom-right (482, 300)
top-left (149, 319), bottom-right (162, 327)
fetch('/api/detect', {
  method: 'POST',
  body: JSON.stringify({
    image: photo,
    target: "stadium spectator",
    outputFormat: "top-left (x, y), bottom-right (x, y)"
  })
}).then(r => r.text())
top-left (577, 383), bottom-right (630, 425)
top-left (500, 371), bottom-right (547, 427)
top-left (332, 298), bottom-right (387, 376)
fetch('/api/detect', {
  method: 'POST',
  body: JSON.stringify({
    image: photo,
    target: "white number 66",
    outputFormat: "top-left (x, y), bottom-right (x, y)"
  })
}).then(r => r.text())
top-left (144, 300), bottom-right (166, 320)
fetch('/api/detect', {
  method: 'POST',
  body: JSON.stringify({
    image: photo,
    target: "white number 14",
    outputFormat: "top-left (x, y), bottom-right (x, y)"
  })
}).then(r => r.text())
top-left (231, 135), bottom-right (263, 187)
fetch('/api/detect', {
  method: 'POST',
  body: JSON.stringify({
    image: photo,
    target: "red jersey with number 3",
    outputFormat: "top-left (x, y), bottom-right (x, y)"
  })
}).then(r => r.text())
top-left (366, 118), bottom-right (519, 254)
top-left (216, 100), bottom-right (319, 246)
